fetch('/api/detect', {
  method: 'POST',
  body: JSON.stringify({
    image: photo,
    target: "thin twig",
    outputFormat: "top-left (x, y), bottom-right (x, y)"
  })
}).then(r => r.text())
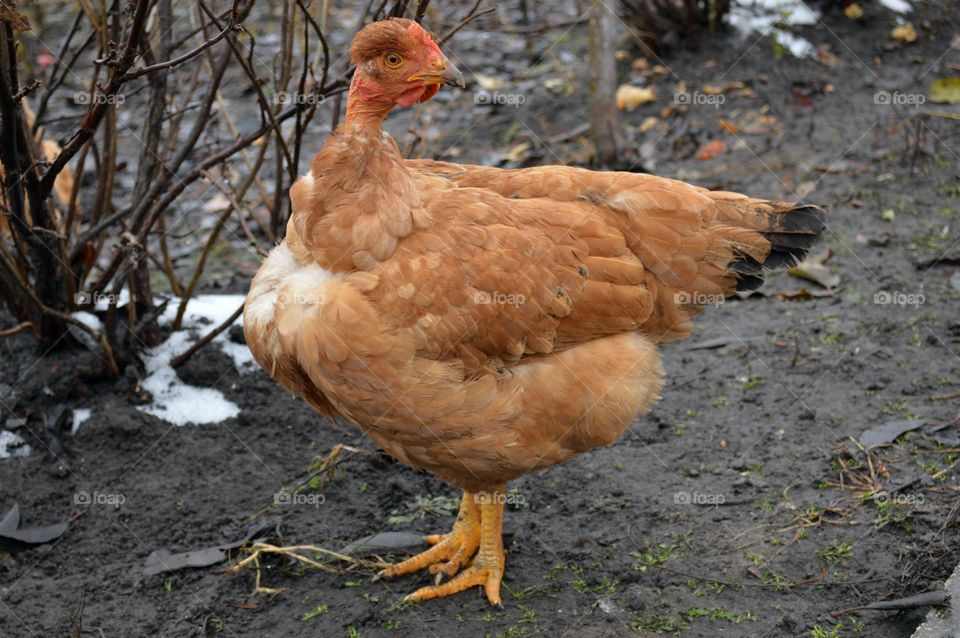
top-left (170, 303), bottom-right (243, 369)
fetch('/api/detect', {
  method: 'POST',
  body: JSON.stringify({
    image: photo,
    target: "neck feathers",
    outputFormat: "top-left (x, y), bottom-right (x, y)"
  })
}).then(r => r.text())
top-left (290, 129), bottom-right (423, 272)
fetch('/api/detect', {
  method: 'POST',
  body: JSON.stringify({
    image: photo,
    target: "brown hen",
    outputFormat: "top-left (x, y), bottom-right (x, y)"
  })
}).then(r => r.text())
top-left (244, 18), bottom-right (824, 606)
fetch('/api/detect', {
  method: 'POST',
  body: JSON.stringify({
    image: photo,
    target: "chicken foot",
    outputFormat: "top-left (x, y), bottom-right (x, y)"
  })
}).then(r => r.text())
top-left (376, 487), bottom-right (507, 606)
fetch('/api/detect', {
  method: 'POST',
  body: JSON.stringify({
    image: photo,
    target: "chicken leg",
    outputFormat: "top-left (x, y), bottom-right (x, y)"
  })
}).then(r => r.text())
top-left (377, 487), bottom-right (507, 606)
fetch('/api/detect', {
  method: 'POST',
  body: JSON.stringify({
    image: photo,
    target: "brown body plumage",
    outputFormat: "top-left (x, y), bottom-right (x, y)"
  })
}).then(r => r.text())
top-left (244, 18), bottom-right (824, 605)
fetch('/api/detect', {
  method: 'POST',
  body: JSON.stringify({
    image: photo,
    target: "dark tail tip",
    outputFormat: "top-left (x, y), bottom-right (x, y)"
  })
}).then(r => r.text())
top-left (734, 204), bottom-right (826, 292)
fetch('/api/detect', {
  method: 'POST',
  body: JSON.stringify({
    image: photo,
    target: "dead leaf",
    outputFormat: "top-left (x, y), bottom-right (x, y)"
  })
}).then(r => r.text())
top-left (0, 503), bottom-right (69, 545)
top-left (616, 85), bottom-right (656, 111)
top-left (202, 193), bottom-right (231, 212)
top-left (929, 77), bottom-right (960, 104)
top-left (685, 336), bottom-right (762, 351)
top-left (638, 116), bottom-right (658, 133)
top-left (631, 58), bottom-right (650, 72)
top-left (858, 419), bottom-right (927, 447)
top-left (915, 255), bottom-right (960, 269)
top-left (501, 143), bottom-right (530, 163)
top-left (474, 73), bottom-right (503, 92)
top-left (717, 119), bottom-right (739, 134)
top-left (891, 23), bottom-right (917, 43)
top-left (816, 44), bottom-right (842, 68)
top-left (339, 531), bottom-right (426, 555)
top-left (0, 0), bottom-right (31, 31)
top-left (143, 520), bottom-right (275, 576)
top-left (796, 181), bottom-right (817, 199)
top-left (703, 81), bottom-right (746, 95)
top-left (843, 3), bottom-right (864, 19)
top-left (144, 547), bottom-right (232, 576)
top-left (788, 249), bottom-right (840, 289)
top-left (778, 287), bottom-right (840, 301)
top-left (696, 140), bottom-right (726, 161)
top-left (833, 591), bottom-right (950, 618)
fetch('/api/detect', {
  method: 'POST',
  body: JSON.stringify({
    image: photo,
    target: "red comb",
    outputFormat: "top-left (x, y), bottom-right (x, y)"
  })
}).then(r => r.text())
top-left (406, 22), bottom-right (441, 56)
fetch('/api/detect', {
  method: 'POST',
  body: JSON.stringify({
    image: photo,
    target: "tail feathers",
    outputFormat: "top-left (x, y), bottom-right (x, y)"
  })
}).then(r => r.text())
top-left (724, 202), bottom-right (826, 293)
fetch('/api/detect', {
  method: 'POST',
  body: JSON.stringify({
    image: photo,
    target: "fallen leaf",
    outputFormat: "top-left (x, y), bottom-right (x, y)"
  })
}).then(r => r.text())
top-left (501, 142), bottom-right (530, 163)
top-left (685, 336), bottom-right (762, 351)
top-left (929, 77), bottom-right (960, 104)
top-left (339, 531), bottom-right (426, 555)
top-left (696, 140), bottom-right (726, 160)
top-left (703, 81), bottom-right (746, 95)
top-left (143, 520), bottom-right (275, 576)
top-left (858, 419), bottom-right (927, 447)
top-left (788, 250), bottom-right (840, 289)
top-left (796, 181), bottom-right (817, 199)
top-left (843, 3), bottom-right (864, 19)
top-left (915, 255), bottom-right (960, 269)
top-left (616, 85), bottom-right (656, 111)
top-left (144, 547), bottom-right (231, 576)
top-left (0, 503), bottom-right (69, 545)
top-left (638, 116), bottom-right (658, 133)
top-left (0, 1), bottom-right (31, 31)
top-left (717, 119), bottom-right (739, 134)
top-left (891, 23), bottom-right (917, 43)
top-left (202, 193), bottom-right (231, 212)
top-left (816, 44), bottom-right (842, 68)
top-left (474, 73), bottom-right (503, 91)
top-left (778, 287), bottom-right (840, 301)
top-left (833, 591), bottom-right (949, 617)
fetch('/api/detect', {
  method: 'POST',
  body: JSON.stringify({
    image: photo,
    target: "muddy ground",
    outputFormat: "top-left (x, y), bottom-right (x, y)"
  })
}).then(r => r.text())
top-left (2, 1), bottom-right (960, 637)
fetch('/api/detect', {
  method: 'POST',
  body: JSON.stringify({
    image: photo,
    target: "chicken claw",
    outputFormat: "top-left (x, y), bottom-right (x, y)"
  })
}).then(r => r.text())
top-left (378, 488), bottom-right (507, 605)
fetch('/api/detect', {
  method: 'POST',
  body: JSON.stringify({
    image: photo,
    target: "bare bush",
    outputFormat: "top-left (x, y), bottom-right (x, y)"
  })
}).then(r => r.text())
top-left (0, 0), bottom-right (456, 377)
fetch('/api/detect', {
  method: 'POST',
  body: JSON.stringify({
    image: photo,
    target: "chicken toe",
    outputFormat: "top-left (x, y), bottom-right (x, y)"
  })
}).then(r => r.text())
top-left (377, 490), bottom-right (481, 581)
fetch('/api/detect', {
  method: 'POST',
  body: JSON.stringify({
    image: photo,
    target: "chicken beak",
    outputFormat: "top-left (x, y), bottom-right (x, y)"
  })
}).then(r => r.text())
top-left (440, 63), bottom-right (465, 89)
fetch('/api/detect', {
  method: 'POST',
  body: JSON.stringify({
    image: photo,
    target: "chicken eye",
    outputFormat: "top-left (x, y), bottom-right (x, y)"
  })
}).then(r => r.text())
top-left (384, 53), bottom-right (403, 68)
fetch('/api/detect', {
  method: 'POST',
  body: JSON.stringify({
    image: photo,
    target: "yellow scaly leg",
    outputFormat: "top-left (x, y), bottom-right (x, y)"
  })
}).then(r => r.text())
top-left (403, 487), bottom-right (506, 606)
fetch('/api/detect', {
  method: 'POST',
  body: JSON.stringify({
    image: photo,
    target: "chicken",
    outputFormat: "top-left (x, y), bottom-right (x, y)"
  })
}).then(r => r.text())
top-left (243, 18), bottom-right (824, 606)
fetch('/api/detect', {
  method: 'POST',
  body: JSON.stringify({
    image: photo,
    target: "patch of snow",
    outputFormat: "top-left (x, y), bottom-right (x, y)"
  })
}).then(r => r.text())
top-left (0, 430), bottom-right (31, 459)
top-left (728, 0), bottom-right (819, 58)
top-left (157, 294), bottom-right (255, 370)
top-left (772, 29), bottom-right (817, 58)
top-left (878, 0), bottom-right (911, 14)
top-left (137, 294), bottom-right (249, 426)
top-left (71, 311), bottom-right (103, 333)
top-left (72, 408), bottom-right (92, 435)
